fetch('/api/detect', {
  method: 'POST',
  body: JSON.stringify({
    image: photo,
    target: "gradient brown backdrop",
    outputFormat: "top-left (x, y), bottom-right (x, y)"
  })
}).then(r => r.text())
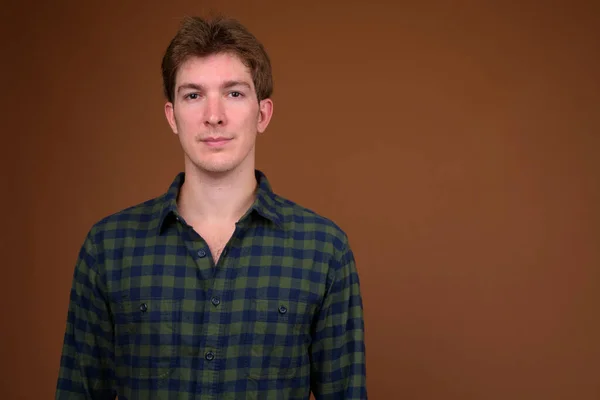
top-left (2, 1), bottom-right (599, 399)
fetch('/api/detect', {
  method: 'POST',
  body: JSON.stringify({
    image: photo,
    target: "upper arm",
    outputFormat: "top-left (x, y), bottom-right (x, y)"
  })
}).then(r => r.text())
top-left (310, 239), bottom-right (367, 399)
top-left (56, 229), bottom-right (116, 400)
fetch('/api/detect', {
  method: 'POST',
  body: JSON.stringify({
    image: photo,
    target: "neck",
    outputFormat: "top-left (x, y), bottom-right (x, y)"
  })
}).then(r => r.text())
top-left (177, 164), bottom-right (257, 224)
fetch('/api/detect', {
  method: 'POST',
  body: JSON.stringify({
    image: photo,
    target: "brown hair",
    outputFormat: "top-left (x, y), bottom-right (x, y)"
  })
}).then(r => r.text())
top-left (161, 16), bottom-right (273, 104)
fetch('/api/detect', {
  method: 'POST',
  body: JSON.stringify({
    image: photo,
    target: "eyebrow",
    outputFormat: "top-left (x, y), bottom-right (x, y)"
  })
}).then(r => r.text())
top-left (177, 80), bottom-right (252, 94)
top-left (223, 80), bottom-right (252, 90)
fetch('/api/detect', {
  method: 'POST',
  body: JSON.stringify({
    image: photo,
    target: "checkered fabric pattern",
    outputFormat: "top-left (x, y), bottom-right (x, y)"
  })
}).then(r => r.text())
top-left (56, 170), bottom-right (367, 399)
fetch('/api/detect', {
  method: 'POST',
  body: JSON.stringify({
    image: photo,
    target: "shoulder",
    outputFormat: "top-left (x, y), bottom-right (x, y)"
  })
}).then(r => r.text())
top-left (270, 193), bottom-right (358, 291)
top-left (85, 193), bottom-right (166, 245)
top-left (272, 192), bottom-right (351, 253)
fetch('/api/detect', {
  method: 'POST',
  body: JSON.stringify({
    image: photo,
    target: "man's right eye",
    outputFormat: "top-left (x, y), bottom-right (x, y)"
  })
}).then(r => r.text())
top-left (185, 93), bottom-right (199, 100)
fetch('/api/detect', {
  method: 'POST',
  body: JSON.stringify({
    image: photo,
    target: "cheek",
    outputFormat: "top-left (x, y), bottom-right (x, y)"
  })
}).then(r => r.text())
top-left (174, 109), bottom-right (199, 132)
top-left (240, 111), bottom-right (260, 131)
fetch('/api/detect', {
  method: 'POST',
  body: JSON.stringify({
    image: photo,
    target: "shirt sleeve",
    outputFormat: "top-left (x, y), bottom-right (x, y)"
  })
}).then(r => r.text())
top-left (310, 239), bottom-right (368, 399)
top-left (55, 229), bottom-right (117, 400)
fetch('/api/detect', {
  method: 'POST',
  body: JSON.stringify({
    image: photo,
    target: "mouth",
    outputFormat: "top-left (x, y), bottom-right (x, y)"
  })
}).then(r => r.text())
top-left (201, 137), bottom-right (232, 147)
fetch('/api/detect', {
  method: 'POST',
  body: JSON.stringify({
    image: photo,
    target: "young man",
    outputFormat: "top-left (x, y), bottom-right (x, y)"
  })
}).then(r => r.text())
top-left (56, 16), bottom-right (367, 399)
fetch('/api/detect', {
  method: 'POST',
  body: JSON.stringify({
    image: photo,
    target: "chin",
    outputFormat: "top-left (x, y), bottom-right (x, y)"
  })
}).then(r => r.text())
top-left (195, 160), bottom-right (240, 174)
top-left (186, 152), bottom-right (250, 175)
top-left (202, 166), bottom-right (236, 174)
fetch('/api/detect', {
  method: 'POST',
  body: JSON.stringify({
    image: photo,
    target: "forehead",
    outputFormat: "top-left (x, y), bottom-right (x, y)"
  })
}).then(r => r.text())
top-left (176, 53), bottom-right (254, 87)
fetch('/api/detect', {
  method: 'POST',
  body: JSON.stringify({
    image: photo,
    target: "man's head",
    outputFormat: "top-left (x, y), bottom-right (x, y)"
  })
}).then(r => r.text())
top-left (162, 16), bottom-right (273, 104)
top-left (162, 16), bottom-right (274, 175)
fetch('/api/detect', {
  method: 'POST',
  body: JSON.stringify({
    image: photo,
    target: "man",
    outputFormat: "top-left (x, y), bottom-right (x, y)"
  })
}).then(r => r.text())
top-left (56, 16), bottom-right (367, 400)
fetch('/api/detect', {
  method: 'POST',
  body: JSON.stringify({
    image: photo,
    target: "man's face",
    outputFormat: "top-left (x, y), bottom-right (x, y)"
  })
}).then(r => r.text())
top-left (165, 53), bottom-right (273, 175)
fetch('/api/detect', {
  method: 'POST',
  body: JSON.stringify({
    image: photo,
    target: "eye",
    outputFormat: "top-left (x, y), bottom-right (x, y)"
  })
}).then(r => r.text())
top-left (229, 91), bottom-right (243, 98)
top-left (185, 93), bottom-right (199, 100)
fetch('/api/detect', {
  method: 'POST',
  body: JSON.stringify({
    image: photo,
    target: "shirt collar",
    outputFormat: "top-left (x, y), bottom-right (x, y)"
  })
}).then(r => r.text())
top-left (157, 169), bottom-right (283, 235)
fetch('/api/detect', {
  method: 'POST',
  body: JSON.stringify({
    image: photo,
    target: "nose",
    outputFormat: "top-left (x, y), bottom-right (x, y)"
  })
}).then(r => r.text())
top-left (204, 96), bottom-right (225, 126)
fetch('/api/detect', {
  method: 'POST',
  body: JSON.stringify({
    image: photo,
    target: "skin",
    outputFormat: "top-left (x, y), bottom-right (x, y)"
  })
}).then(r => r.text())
top-left (164, 52), bottom-right (274, 260)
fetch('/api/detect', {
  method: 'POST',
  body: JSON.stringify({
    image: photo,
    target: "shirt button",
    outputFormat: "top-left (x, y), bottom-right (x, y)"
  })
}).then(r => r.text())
top-left (278, 305), bottom-right (287, 314)
top-left (139, 303), bottom-right (148, 312)
top-left (211, 297), bottom-right (221, 306)
top-left (197, 249), bottom-right (207, 258)
top-left (205, 351), bottom-right (215, 361)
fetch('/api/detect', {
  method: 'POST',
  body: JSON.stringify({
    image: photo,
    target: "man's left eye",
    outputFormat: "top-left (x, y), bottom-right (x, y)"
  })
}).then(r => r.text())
top-left (230, 91), bottom-right (243, 98)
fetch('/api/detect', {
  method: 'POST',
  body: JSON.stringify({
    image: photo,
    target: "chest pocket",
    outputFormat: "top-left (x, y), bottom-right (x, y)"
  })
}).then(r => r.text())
top-left (248, 298), bottom-right (315, 379)
top-left (114, 298), bottom-right (181, 382)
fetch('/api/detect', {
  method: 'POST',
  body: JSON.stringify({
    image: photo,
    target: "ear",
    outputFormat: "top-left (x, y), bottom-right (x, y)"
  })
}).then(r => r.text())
top-left (257, 98), bottom-right (274, 134)
top-left (164, 101), bottom-right (178, 134)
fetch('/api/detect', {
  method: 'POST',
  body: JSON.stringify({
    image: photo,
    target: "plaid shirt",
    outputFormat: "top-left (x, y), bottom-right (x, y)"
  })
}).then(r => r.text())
top-left (56, 170), bottom-right (367, 400)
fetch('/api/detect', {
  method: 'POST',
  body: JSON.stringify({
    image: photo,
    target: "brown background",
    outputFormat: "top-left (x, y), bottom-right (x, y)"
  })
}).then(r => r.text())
top-left (2, 1), bottom-right (599, 399)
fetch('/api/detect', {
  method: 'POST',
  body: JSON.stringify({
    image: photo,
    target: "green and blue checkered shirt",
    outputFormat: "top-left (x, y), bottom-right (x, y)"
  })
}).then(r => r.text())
top-left (56, 170), bottom-right (367, 399)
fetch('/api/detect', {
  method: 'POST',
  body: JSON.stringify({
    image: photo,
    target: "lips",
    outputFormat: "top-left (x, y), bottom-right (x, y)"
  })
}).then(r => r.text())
top-left (201, 137), bottom-right (232, 147)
